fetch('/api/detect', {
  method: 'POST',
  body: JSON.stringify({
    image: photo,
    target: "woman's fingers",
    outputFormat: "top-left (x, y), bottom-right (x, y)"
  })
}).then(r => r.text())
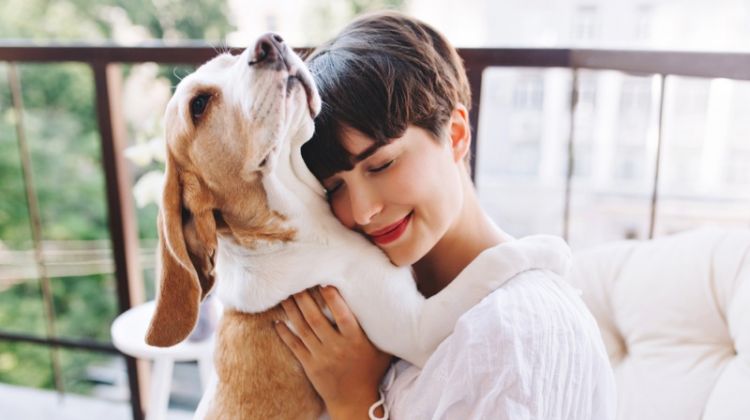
top-left (292, 290), bottom-right (337, 343)
top-left (319, 286), bottom-right (361, 338)
top-left (281, 296), bottom-right (322, 351)
top-left (274, 319), bottom-right (311, 363)
top-left (276, 288), bottom-right (391, 410)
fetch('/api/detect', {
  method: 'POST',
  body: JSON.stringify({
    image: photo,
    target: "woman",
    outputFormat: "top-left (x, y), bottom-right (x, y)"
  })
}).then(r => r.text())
top-left (274, 11), bottom-right (616, 419)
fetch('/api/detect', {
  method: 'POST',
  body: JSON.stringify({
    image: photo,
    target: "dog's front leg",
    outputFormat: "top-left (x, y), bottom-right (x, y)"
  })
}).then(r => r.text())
top-left (346, 236), bottom-right (571, 367)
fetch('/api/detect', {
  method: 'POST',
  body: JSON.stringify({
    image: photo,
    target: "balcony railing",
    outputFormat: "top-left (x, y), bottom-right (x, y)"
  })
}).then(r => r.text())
top-left (1, 42), bottom-right (749, 419)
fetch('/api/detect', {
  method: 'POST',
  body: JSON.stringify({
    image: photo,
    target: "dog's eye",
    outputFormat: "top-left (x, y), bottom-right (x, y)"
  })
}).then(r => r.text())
top-left (190, 94), bottom-right (211, 119)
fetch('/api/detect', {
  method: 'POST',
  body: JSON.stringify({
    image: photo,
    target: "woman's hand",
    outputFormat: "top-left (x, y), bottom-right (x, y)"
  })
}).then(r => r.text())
top-left (275, 286), bottom-right (393, 419)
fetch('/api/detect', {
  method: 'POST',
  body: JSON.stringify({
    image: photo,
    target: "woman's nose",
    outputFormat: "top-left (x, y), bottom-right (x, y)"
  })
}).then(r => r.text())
top-left (349, 186), bottom-right (382, 227)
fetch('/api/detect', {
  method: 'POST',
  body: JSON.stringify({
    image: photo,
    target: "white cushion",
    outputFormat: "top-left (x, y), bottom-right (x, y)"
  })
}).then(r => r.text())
top-left (567, 228), bottom-right (750, 420)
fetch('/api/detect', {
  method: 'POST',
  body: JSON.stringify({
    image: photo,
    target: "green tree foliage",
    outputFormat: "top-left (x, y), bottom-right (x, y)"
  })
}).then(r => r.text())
top-left (0, 0), bottom-right (231, 395)
top-left (0, 68), bottom-right (33, 248)
top-left (0, 0), bottom-right (232, 42)
top-left (349, 0), bottom-right (404, 14)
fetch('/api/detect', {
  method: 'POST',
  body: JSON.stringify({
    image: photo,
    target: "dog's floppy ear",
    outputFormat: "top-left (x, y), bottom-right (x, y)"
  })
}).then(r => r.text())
top-left (145, 148), bottom-right (217, 347)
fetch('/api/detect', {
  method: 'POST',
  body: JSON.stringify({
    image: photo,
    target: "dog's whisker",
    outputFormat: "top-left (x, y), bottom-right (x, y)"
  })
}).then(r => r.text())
top-left (258, 85), bottom-right (275, 112)
top-left (250, 83), bottom-right (276, 119)
top-left (172, 67), bottom-right (186, 82)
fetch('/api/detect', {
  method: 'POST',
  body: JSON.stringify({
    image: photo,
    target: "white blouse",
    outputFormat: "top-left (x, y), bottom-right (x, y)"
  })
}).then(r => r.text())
top-left (381, 240), bottom-right (617, 420)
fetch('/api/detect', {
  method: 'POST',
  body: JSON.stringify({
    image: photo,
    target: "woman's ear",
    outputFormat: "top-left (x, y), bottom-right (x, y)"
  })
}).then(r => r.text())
top-left (449, 103), bottom-right (471, 163)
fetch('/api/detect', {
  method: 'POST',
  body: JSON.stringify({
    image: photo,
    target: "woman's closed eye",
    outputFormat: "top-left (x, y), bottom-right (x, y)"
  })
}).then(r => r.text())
top-left (325, 181), bottom-right (343, 198)
top-left (368, 160), bottom-right (394, 173)
top-left (324, 159), bottom-right (394, 198)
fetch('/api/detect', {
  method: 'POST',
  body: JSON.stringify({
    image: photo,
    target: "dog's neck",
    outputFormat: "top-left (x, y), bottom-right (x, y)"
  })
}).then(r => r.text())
top-left (213, 115), bottom-right (335, 250)
top-left (261, 116), bottom-right (338, 242)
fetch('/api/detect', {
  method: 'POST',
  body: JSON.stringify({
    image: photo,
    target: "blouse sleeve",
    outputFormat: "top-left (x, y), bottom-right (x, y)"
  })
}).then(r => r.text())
top-left (383, 270), bottom-right (616, 420)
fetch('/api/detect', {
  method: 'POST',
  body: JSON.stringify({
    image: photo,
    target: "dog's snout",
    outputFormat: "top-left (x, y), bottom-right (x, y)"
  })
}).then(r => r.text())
top-left (250, 33), bottom-right (286, 66)
top-left (271, 33), bottom-right (284, 44)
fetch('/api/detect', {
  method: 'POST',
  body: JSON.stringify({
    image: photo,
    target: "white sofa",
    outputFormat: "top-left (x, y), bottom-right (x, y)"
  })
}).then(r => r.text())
top-left (567, 228), bottom-right (750, 420)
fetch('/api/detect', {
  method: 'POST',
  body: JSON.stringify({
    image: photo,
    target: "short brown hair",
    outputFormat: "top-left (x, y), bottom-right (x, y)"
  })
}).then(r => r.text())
top-left (301, 11), bottom-right (472, 181)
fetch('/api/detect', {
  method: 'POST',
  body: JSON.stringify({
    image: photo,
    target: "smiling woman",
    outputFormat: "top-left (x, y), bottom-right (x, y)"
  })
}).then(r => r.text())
top-left (286, 11), bottom-right (618, 420)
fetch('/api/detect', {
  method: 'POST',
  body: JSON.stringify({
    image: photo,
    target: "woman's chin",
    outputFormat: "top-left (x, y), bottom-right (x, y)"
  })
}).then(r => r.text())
top-left (387, 253), bottom-right (412, 267)
top-left (381, 240), bottom-right (424, 268)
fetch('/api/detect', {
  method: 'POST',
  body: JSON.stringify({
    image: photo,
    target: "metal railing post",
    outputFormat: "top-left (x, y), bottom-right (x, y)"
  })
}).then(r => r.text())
top-left (91, 61), bottom-right (146, 420)
top-left (648, 74), bottom-right (667, 239)
top-left (7, 62), bottom-right (65, 398)
top-left (563, 69), bottom-right (579, 241)
top-left (466, 65), bottom-right (484, 181)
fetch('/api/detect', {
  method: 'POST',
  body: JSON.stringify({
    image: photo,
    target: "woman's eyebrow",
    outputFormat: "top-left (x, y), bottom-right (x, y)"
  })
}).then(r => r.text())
top-left (353, 143), bottom-right (382, 162)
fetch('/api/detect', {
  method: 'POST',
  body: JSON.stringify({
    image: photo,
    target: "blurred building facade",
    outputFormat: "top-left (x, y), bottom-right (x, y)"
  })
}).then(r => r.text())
top-left (407, 0), bottom-right (750, 247)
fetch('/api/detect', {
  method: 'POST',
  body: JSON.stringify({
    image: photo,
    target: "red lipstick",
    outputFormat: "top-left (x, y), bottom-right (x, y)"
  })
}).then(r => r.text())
top-left (368, 213), bottom-right (412, 245)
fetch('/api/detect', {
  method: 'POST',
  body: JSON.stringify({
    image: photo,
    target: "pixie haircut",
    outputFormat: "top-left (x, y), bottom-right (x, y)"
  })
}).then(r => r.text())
top-left (301, 11), bottom-right (472, 181)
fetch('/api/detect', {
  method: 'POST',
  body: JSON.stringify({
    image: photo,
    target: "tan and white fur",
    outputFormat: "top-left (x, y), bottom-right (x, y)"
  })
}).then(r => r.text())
top-left (145, 34), bottom-right (569, 419)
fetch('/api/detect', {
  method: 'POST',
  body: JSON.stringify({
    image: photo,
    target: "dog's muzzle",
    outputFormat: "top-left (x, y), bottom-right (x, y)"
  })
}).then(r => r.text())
top-left (248, 32), bottom-right (320, 117)
top-left (248, 32), bottom-right (287, 70)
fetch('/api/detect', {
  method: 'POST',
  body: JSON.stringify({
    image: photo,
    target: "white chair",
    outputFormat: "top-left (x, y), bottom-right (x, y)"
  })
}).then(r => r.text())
top-left (567, 228), bottom-right (750, 420)
top-left (111, 301), bottom-right (215, 420)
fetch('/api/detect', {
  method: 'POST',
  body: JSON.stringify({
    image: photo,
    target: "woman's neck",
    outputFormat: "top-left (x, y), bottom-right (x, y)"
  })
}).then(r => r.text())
top-left (412, 175), bottom-right (507, 298)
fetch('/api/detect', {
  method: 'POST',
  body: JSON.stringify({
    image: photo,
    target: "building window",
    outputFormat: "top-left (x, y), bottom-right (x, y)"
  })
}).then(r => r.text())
top-left (620, 78), bottom-right (652, 114)
top-left (577, 78), bottom-right (597, 110)
top-left (635, 4), bottom-right (653, 41)
top-left (511, 76), bottom-right (544, 111)
top-left (572, 5), bottom-right (598, 42)
top-left (725, 151), bottom-right (750, 185)
top-left (613, 150), bottom-right (643, 182)
top-left (265, 14), bottom-right (278, 32)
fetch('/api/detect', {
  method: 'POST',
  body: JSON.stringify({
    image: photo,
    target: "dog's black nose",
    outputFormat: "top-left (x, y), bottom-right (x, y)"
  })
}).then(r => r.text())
top-left (250, 33), bottom-right (285, 66)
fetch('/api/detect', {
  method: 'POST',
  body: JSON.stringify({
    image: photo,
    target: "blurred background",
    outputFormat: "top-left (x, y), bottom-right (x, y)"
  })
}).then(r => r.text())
top-left (0, 0), bottom-right (749, 419)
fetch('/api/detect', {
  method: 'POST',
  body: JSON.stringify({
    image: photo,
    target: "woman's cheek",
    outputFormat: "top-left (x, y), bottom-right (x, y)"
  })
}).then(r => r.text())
top-left (386, 158), bottom-right (422, 198)
top-left (330, 192), bottom-right (355, 229)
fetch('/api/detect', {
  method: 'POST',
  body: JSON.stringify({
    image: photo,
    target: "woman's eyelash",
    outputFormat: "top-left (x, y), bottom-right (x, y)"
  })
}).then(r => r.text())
top-left (369, 160), bottom-right (394, 173)
top-left (325, 182), bottom-right (343, 197)
top-left (325, 159), bottom-right (393, 198)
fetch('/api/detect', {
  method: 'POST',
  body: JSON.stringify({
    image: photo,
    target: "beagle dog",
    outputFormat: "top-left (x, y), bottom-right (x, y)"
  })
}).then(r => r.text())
top-left (146, 33), bottom-right (568, 419)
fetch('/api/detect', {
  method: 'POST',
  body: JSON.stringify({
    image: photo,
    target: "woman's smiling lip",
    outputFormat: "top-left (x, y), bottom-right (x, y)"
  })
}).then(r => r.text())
top-left (367, 212), bottom-right (413, 245)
